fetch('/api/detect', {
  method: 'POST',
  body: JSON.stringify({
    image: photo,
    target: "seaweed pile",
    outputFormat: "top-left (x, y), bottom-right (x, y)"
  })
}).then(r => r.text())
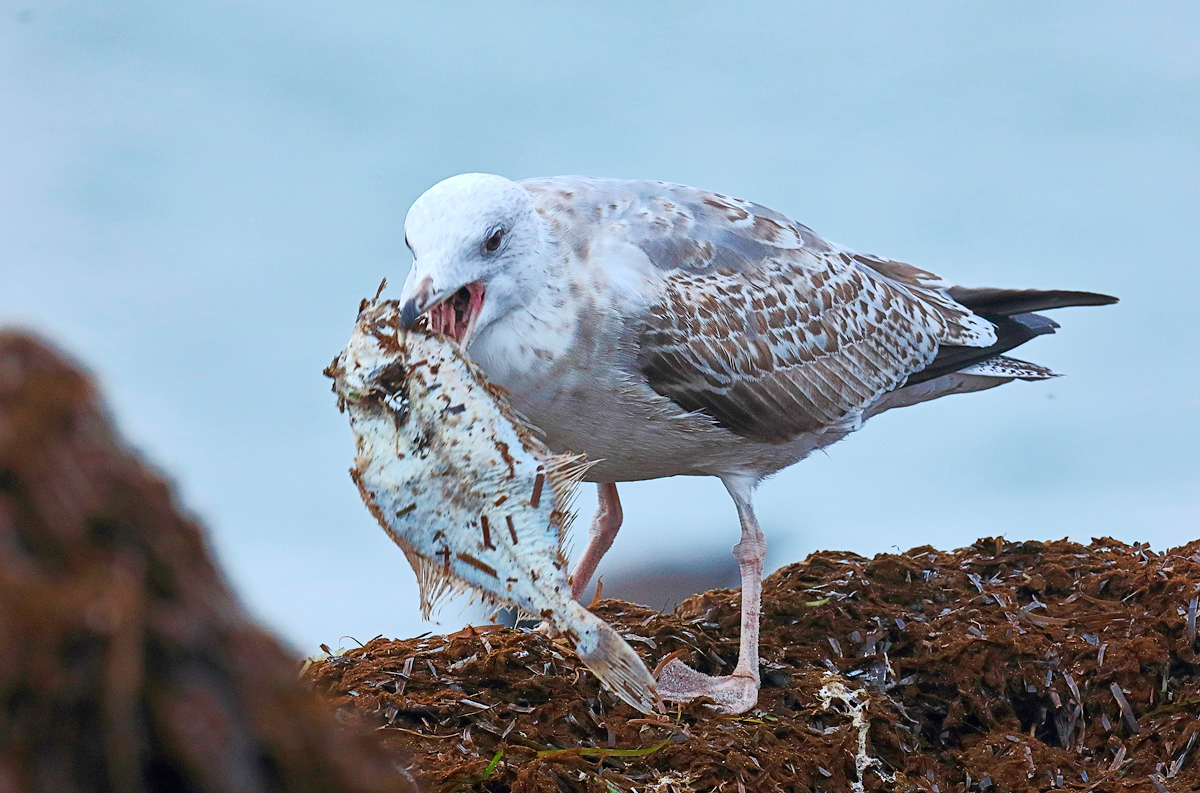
top-left (0, 332), bottom-right (416, 793)
top-left (8, 326), bottom-right (1194, 793)
top-left (308, 537), bottom-right (1200, 792)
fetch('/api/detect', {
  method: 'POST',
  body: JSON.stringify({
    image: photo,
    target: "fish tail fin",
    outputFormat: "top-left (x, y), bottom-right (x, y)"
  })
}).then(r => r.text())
top-left (557, 599), bottom-right (660, 714)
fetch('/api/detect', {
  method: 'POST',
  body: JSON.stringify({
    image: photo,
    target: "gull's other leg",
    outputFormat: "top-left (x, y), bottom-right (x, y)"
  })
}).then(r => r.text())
top-left (569, 483), bottom-right (623, 602)
top-left (656, 473), bottom-right (762, 714)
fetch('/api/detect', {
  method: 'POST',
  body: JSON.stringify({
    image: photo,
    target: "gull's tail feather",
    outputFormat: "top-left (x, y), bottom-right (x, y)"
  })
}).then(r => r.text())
top-left (907, 286), bottom-right (1118, 386)
top-left (958, 355), bottom-right (1058, 381)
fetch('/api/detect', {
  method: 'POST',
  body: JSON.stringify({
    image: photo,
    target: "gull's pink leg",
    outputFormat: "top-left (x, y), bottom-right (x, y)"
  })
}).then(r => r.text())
top-left (569, 483), bottom-right (623, 602)
top-left (656, 473), bottom-right (762, 714)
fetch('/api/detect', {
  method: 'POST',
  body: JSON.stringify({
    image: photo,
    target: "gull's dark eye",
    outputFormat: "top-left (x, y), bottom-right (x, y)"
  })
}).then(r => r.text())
top-left (484, 227), bottom-right (505, 254)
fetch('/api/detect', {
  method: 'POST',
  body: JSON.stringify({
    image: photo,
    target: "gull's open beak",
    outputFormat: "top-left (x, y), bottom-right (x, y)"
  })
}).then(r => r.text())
top-left (400, 275), bottom-right (434, 330)
top-left (400, 297), bottom-right (423, 330)
top-left (400, 281), bottom-right (487, 347)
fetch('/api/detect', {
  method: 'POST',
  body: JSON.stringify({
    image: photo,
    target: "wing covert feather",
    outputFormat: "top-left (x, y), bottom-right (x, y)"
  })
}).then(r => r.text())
top-left (521, 177), bottom-right (996, 443)
top-left (638, 260), bottom-right (961, 441)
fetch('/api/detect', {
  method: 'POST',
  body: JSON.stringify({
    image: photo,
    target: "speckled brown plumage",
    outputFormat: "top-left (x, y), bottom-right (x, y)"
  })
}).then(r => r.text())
top-left (521, 177), bottom-right (1014, 443)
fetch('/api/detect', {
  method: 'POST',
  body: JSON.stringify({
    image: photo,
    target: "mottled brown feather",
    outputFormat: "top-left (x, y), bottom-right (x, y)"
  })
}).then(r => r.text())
top-left (520, 177), bottom-right (1000, 444)
top-left (638, 258), bottom-right (981, 442)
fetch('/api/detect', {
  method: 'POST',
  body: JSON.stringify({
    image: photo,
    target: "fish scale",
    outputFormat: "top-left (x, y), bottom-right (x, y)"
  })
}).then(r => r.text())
top-left (326, 299), bottom-right (660, 714)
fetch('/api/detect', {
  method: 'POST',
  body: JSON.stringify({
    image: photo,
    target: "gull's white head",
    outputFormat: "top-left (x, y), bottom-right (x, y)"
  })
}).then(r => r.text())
top-left (399, 173), bottom-right (546, 347)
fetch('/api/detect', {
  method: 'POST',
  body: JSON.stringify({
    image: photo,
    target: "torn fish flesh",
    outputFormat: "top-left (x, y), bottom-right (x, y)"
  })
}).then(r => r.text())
top-left (325, 298), bottom-right (660, 714)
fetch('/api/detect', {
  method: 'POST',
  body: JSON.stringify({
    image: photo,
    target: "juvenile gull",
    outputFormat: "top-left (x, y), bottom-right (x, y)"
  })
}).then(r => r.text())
top-left (397, 173), bottom-right (1117, 714)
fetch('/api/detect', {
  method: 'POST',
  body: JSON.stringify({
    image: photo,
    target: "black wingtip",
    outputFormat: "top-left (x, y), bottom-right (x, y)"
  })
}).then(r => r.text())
top-left (1073, 291), bottom-right (1120, 306)
top-left (948, 287), bottom-right (1119, 316)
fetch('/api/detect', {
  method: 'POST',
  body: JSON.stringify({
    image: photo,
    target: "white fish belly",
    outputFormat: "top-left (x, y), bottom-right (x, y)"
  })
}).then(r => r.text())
top-left (328, 300), bottom-right (660, 713)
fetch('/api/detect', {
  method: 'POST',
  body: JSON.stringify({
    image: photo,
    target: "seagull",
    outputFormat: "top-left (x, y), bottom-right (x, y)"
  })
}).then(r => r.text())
top-left (397, 173), bottom-right (1116, 714)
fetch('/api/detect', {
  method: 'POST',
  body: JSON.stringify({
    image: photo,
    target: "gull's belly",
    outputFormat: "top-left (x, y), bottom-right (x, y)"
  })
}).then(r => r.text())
top-left (491, 363), bottom-right (842, 483)
top-left (508, 377), bottom-right (706, 481)
top-left (467, 291), bottom-right (849, 483)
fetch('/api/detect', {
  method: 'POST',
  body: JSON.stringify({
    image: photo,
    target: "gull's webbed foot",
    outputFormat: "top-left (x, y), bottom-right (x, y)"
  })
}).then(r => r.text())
top-left (655, 658), bottom-right (760, 715)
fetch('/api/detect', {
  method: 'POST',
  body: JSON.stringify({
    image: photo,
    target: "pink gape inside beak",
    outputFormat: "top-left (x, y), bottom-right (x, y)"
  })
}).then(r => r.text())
top-left (428, 282), bottom-right (486, 347)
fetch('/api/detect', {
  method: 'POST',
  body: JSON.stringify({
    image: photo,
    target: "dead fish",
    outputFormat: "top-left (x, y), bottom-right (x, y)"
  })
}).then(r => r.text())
top-left (325, 298), bottom-right (660, 714)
